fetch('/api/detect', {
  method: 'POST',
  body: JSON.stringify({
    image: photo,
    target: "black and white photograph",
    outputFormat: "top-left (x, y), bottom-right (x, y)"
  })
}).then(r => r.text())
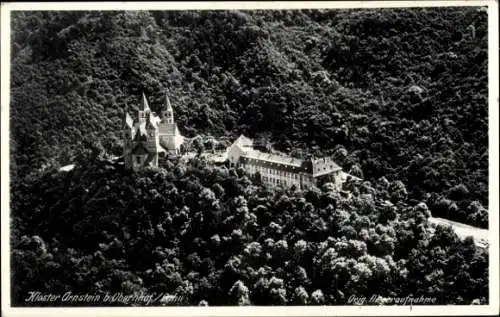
top-left (1, 1), bottom-right (498, 316)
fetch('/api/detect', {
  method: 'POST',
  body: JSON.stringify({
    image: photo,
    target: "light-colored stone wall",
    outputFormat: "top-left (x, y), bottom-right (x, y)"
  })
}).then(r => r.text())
top-left (241, 159), bottom-right (334, 190)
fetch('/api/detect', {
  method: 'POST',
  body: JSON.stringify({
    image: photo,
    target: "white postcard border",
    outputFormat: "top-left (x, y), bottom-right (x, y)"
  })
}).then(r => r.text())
top-left (1, 1), bottom-right (498, 316)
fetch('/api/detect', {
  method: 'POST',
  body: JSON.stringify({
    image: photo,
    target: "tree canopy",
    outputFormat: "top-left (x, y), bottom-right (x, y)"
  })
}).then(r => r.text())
top-left (10, 8), bottom-right (489, 306)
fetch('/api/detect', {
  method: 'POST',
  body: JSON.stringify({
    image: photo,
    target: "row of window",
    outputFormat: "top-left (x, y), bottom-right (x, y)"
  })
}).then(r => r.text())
top-left (242, 159), bottom-right (336, 174)
top-left (241, 163), bottom-right (300, 180)
top-left (262, 176), bottom-right (300, 187)
top-left (314, 164), bottom-right (335, 172)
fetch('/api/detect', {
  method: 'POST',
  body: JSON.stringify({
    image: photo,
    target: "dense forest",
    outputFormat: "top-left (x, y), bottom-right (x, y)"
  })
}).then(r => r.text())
top-left (10, 8), bottom-right (489, 305)
top-left (11, 149), bottom-right (488, 305)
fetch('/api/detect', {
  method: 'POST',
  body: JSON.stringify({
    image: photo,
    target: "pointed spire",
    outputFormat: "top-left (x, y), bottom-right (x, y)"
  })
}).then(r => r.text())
top-left (141, 92), bottom-right (150, 111)
top-left (165, 89), bottom-right (173, 111)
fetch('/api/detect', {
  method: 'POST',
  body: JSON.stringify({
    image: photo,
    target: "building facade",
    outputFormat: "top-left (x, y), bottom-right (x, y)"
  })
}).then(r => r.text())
top-left (228, 135), bottom-right (343, 190)
top-left (123, 92), bottom-right (184, 170)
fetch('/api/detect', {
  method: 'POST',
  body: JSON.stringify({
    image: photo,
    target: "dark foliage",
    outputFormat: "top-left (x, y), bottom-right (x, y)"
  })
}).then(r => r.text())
top-left (10, 8), bottom-right (489, 306)
top-left (11, 155), bottom-right (488, 306)
top-left (10, 8), bottom-right (488, 228)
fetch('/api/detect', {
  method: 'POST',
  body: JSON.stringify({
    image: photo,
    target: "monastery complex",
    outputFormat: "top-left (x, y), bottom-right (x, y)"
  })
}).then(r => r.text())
top-left (124, 93), bottom-right (344, 190)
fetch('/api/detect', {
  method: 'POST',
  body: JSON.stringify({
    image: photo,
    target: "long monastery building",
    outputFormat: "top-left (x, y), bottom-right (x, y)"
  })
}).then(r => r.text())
top-left (227, 135), bottom-right (343, 190)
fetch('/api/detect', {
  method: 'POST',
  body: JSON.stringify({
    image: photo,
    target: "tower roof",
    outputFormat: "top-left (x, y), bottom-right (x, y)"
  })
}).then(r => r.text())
top-left (165, 90), bottom-right (173, 112)
top-left (141, 92), bottom-right (150, 111)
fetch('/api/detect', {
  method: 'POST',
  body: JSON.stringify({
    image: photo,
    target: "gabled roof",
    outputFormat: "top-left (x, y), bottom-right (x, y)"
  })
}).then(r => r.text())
top-left (244, 149), bottom-right (303, 167)
top-left (234, 134), bottom-right (254, 148)
top-left (145, 112), bottom-right (158, 130)
top-left (124, 112), bottom-right (134, 128)
top-left (311, 157), bottom-right (342, 176)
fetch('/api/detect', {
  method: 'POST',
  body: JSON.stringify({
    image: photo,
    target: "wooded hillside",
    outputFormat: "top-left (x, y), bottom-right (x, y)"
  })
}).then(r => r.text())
top-left (11, 150), bottom-right (488, 306)
top-left (9, 8), bottom-right (490, 306)
top-left (10, 8), bottom-right (489, 227)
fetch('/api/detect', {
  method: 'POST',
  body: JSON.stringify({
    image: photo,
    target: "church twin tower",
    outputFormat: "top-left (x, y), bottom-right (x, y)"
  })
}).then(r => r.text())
top-left (123, 92), bottom-right (184, 171)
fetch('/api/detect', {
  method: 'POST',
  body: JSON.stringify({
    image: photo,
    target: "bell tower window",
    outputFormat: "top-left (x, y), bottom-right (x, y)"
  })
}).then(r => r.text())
top-left (166, 110), bottom-right (174, 124)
